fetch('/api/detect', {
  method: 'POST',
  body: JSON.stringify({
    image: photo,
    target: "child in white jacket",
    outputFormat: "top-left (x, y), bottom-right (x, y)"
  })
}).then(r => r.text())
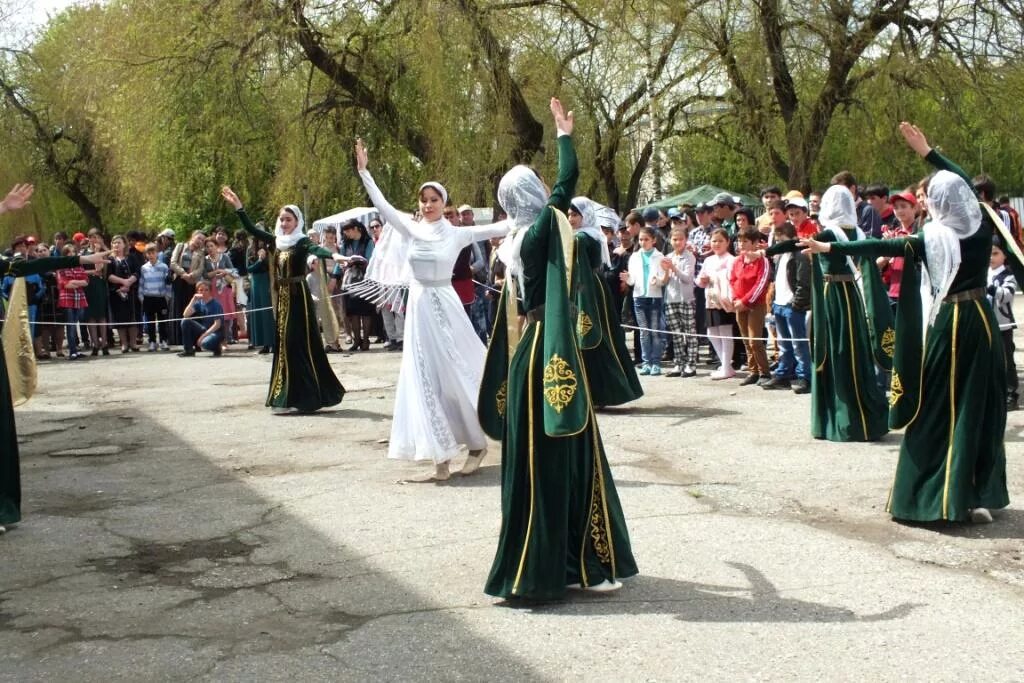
top-left (622, 227), bottom-right (666, 375)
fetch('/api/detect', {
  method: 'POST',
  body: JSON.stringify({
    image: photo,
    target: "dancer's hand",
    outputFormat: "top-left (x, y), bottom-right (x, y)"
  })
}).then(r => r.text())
top-left (355, 138), bottom-right (368, 172)
top-left (799, 239), bottom-right (831, 254)
top-left (0, 183), bottom-right (34, 214)
top-left (221, 186), bottom-right (243, 210)
top-left (550, 97), bottom-right (574, 136)
top-left (899, 122), bottom-right (931, 158)
top-left (79, 250), bottom-right (111, 266)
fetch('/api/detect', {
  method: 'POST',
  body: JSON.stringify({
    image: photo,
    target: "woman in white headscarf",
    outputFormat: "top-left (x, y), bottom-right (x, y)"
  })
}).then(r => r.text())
top-left (478, 99), bottom-right (637, 600)
top-left (567, 196), bottom-right (642, 406)
top-left (765, 185), bottom-right (892, 442)
top-left (353, 140), bottom-right (510, 481)
top-left (801, 123), bottom-right (1019, 523)
top-left (220, 187), bottom-right (346, 414)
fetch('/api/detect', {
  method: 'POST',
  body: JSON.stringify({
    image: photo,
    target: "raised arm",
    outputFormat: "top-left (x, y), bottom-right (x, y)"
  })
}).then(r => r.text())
top-left (899, 122), bottom-right (971, 185)
top-left (547, 98), bottom-right (578, 213)
top-left (221, 186), bottom-right (275, 243)
top-left (468, 219), bottom-right (511, 242)
top-left (355, 139), bottom-right (435, 242)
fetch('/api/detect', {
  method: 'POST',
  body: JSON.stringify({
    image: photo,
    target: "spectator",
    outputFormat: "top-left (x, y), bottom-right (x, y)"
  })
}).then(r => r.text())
top-left (786, 197), bottom-right (819, 239)
top-left (72, 231), bottom-right (87, 249)
top-left (988, 236), bottom-right (1018, 410)
top-left (661, 226), bottom-right (698, 377)
top-left (178, 281), bottom-right (223, 357)
top-left (762, 222), bottom-right (811, 393)
top-left (139, 243), bottom-right (172, 351)
top-left (734, 208), bottom-right (755, 231)
top-left (611, 226), bottom-right (634, 354)
top-left (35, 243), bottom-right (66, 358)
top-left (202, 237), bottom-right (238, 346)
top-left (730, 227), bottom-right (771, 386)
top-left (169, 230), bottom-right (206, 346)
top-left (690, 203), bottom-right (714, 357)
top-left (245, 236), bottom-right (274, 354)
top-left (756, 185), bottom-right (783, 232)
top-left (710, 192), bottom-right (737, 235)
top-left (229, 229), bottom-right (250, 344)
top-left (997, 196), bottom-right (1022, 247)
top-left (156, 229), bottom-right (176, 265)
top-left (56, 243), bottom-right (89, 360)
top-left (696, 228), bottom-right (737, 380)
top-left (864, 184), bottom-right (896, 232)
top-left (339, 219), bottom-right (375, 351)
top-left (80, 229), bottom-right (110, 356)
top-left (50, 232), bottom-right (68, 258)
top-left (877, 191), bottom-right (918, 312)
top-left (625, 210), bottom-right (643, 246)
top-left (2, 238), bottom-right (44, 358)
top-left (107, 235), bottom-right (141, 352)
top-left (623, 226), bottom-right (665, 375)
top-left (808, 192), bottom-right (822, 219)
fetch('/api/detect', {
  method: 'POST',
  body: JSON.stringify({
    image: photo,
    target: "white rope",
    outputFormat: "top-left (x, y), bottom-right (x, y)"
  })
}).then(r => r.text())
top-left (621, 323), bottom-right (810, 344)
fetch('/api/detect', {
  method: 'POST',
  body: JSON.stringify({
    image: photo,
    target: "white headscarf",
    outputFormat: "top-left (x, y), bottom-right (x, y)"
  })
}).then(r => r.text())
top-left (419, 181), bottom-right (448, 206)
top-left (572, 196), bottom-right (611, 267)
top-left (818, 184), bottom-right (864, 276)
top-left (275, 204), bottom-right (306, 250)
top-left (921, 170), bottom-right (981, 325)
top-left (495, 165), bottom-right (548, 283)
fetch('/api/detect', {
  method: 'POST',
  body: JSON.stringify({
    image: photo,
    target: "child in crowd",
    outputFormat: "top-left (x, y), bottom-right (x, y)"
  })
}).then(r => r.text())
top-left (730, 227), bottom-right (771, 385)
top-left (56, 243), bottom-right (89, 360)
top-left (660, 226), bottom-right (698, 377)
top-left (696, 228), bottom-right (737, 380)
top-left (762, 222), bottom-right (811, 393)
top-left (988, 237), bottom-right (1018, 410)
top-left (623, 226), bottom-right (665, 375)
top-left (139, 242), bottom-right (172, 351)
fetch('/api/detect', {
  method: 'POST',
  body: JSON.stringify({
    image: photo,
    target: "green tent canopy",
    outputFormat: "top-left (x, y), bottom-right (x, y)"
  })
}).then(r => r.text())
top-left (639, 184), bottom-right (762, 213)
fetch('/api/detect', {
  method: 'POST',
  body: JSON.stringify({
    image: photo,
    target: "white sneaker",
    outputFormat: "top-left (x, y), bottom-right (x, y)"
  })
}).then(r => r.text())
top-left (148, 341), bottom-right (156, 352)
top-left (159, 341), bottom-right (169, 351)
top-left (568, 579), bottom-right (622, 592)
top-left (969, 508), bottom-right (993, 524)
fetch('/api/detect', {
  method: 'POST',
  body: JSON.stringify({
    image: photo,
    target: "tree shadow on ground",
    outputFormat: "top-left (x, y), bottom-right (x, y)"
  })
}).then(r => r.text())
top-left (0, 408), bottom-right (537, 680)
top-left (519, 562), bottom-right (919, 624)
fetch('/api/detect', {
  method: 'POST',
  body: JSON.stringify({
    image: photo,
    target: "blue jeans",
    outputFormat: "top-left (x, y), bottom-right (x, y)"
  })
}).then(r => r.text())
top-left (634, 297), bottom-right (664, 366)
top-left (772, 303), bottom-right (810, 380)
top-left (64, 308), bottom-right (85, 355)
top-left (181, 319), bottom-right (222, 352)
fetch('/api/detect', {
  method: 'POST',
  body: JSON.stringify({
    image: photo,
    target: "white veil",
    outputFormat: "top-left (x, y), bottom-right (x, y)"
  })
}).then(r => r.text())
top-left (817, 185), bottom-right (864, 277)
top-left (275, 204), bottom-right (306, 250)
top-left (495, 165), bottom-right (548, 286)
top-left (572, 196), bottom-right (611, 267)
top-left (921, 170), bottom-right (981, 325)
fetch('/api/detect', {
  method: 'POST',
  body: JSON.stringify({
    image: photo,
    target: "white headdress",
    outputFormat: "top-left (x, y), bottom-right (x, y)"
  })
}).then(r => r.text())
top-left (817, 185), bottom-right (864, 276)
top-left (495, 165), bottom-right (548, 283)
top-left (572, 196), bottom-right (611, 267)
top-left (419, 181), bottom-right (448, 205)
top-left (275, 204), bottom-right (306, 250)
top-left (920, 170), bottom-right (981, 325)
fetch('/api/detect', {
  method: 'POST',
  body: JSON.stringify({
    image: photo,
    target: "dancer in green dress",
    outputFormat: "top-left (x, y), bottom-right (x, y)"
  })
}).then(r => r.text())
top-left (802, 123), bottom-right (1022, 523)
top-left (1, 184), bottom-right (109, 532)
top-left (221, 187), bottom-right (345, 414)
top-left (766, 186), bottom-right (894, 442)
top-left (567, 196), bottom-right (643, 407)
top-left (479, 99), bottom-right (637, 599)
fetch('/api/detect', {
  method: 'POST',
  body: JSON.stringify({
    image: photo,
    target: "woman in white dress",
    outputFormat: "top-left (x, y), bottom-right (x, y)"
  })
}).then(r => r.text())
top-left (355, 139), bottom-right (509, 481)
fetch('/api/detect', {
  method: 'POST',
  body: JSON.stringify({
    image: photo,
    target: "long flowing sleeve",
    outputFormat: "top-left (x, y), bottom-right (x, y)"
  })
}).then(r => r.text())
top-left (0, 255), bottom-right (80, 278)
top-left (830, 234), bottom-right (922, 259)
top-left (235, 208), bottom-right (276, 243)
top-left (358, 170), bottom-right (435, 242)
top-left (469, 220), bottom-right (511, 241)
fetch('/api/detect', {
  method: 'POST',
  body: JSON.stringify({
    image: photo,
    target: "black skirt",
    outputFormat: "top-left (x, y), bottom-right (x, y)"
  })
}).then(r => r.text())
top-left (707, 307), bottom-right (736, 327)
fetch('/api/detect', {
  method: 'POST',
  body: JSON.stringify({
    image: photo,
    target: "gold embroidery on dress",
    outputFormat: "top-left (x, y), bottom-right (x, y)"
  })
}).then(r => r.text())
top-left (889, 371), bottom-right (903, 407)
top-left (270, 284), bottom-right (290, 400)
top-left (881, 327), bottom-right (896, 358)
top-left (542, 353), bottom-right (577, 413)
top-left (578, 311), bottom-right (593, 338)
top-left (589, 470), bottom-right (611, 564)
top-left (495, 380), bottom-right (508, 417)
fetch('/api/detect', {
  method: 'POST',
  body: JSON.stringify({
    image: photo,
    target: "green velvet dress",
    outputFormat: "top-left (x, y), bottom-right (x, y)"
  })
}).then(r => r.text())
top-left (479, 136), bottom-right (638, 600)
top-left (1, 254), bottom-right (81, 525)
top-left (573, 232), bottom-right (643, 407)
top-left (768, 233), bottom-right (892, 442)
top-left (829, 152), bottom-right (1010, 522)
top-left (235, 210), bottom-right (345, 412)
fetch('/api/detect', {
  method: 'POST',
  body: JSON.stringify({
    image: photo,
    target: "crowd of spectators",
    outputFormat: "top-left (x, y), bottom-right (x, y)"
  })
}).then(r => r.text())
top-left (2, 170), bottom-right (1019, 409)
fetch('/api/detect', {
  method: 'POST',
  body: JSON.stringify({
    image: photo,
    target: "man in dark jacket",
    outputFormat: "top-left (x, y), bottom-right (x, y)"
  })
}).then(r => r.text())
top-left (762, 222), bottom-right (811, 393)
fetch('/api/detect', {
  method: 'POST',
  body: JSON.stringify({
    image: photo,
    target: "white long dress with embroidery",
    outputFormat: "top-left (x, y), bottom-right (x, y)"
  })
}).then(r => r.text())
top-left (359, 170), bottom-right (509, 462)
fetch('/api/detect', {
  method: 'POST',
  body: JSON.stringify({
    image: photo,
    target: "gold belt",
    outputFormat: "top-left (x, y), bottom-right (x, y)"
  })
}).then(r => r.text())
top-left (943, 287), bottom-right (985, 303)
top-left (823, 274), bottom-right (855, 283)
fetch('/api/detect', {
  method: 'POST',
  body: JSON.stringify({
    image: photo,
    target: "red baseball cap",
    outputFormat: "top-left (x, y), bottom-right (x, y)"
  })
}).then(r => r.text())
top-left (889, 191), bottom-right (917, 206)
top-left (25, 235), bottom-right (37, 244)
top-left (72, 232), bottom-right (86, 241)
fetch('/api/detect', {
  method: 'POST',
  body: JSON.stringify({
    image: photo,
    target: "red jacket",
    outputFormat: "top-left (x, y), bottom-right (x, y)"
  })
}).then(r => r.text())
top-left (729, 254), bottom-right (770, 307)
